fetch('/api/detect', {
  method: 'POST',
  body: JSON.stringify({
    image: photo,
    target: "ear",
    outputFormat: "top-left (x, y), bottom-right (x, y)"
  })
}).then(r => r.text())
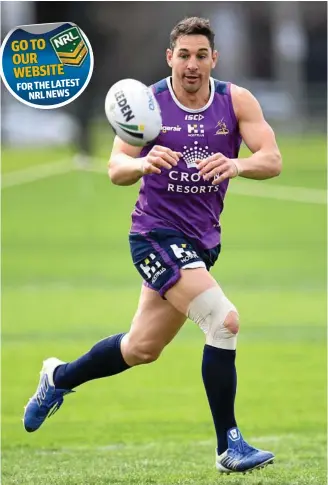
top-left (212, 50), bottom-right (219, 69)
top-left (166, 48), bottom-right (173, 68)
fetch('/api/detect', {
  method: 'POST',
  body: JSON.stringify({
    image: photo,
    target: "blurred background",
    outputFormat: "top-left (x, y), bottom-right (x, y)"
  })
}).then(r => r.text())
top-left (1, 1), bottom-right (327, 154)
top-left (1, 2), bottom-right (327, 485)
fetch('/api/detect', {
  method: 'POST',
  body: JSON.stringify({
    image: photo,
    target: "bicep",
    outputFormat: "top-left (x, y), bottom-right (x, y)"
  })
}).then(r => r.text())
top-left (233, 86), bottom-right (279, 154)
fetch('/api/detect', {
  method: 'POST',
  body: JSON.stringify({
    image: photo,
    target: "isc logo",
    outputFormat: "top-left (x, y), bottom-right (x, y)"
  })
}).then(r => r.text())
top-left (185, 114), bottom-right (204, 121)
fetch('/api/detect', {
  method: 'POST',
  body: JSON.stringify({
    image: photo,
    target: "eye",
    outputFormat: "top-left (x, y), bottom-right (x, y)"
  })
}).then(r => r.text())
top-left (179, 54), bottom-right (189, 59)
top-left (198, 54), bottom-right (208, 60)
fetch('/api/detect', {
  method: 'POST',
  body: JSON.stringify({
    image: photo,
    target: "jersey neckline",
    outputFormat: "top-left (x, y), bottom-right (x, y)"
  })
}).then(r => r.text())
top-left (166, 76), bottom-right (215, 113)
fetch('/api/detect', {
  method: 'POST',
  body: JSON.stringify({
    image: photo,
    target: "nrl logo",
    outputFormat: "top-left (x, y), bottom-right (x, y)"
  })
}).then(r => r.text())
top-left (215, 118), bottom-right (229, 135)
top-left (50, 27), bottom-right (88, 67)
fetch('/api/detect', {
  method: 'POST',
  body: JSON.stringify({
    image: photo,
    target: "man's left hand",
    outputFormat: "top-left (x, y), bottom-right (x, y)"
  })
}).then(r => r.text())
top-left (196, 153), bottom-right (240, 185)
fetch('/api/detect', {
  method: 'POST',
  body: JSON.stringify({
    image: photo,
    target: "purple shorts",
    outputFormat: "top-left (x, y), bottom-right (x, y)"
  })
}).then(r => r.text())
top-left (129, 228), bottom-right (220, 298)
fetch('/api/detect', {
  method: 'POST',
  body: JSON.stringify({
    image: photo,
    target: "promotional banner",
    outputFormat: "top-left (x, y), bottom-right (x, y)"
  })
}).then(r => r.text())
top-left (0, 22), bottom-right (94, 109)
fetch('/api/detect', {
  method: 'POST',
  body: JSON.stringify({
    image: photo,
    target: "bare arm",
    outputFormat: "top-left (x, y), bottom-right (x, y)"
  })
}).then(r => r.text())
top-left (231, 85), bottom-right (282, 180)
top-left (108, 136), bottom-right (181, 186)
top-left (108, 137), bottom-right (144, 186)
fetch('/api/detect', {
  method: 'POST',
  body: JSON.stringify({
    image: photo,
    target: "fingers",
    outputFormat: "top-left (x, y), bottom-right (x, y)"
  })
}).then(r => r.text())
top-left (148, 156), bottom-right (171, 170)
top-left (153, 145), bottom-right (182, 161)
top-left (152, 151), bottom-right (178, 167)
top-left (146, 145), bottom-right (182, 173)
top-left (195, 152), bottom-right (239, 184)
top-left (212, 169), bottom-right (231, 185)
top-left (196, 153), bottom-right (225, 175)
top-left (144, 144), bottom-right (236, 185)
top-left (142, 160), bottom-right (161, 175)
top-left (195, 158), bottom-right (208, 171)
top-left (203, 164), bottom-right (231, 185)
top-left (199, 160), bottom-right (226, 177)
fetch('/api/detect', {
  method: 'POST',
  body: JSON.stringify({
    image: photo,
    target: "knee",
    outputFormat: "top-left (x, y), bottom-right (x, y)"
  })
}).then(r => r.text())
top-left (224, 310), bottom-right (239, 335)
top-left (130, 344), bottom-right (161, 365)
top-left (187, 286), bottom-right (239, 350)
top-left (124, 337), bottom-right (162, 365)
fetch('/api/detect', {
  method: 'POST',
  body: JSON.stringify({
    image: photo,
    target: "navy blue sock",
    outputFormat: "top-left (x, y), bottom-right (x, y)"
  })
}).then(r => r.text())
top-left (202, 345), bottom-right (237, 455)
top-left (53, 333), bottom-right (130, 390)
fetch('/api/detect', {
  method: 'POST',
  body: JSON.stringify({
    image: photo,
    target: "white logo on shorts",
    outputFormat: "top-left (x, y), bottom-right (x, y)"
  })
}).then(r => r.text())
top-left (170, 244), bottom-right (198, 263)
top-left (140, 253), bottom-right (166, 282)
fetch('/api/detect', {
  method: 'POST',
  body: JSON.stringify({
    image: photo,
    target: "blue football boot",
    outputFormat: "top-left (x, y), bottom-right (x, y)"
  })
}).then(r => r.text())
top-left (23, 357), bottom-right (74, 432)
top-left (216, 427), bottom-right (275, 474)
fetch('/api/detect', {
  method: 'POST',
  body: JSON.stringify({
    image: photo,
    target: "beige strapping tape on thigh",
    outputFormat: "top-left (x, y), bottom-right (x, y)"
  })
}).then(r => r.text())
top-left (187, 286), bottom-right (238, 350)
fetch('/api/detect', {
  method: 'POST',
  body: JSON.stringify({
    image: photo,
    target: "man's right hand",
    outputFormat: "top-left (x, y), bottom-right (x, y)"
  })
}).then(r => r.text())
top-left (141, 145), bottom-right (182, 175)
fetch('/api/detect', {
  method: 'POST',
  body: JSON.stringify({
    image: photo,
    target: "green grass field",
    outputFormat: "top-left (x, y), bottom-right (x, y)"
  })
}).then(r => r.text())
top-left (2, 133), bottom-right (327, 484)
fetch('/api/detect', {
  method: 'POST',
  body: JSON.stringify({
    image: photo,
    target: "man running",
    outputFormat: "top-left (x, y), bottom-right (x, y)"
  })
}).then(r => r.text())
top-left (24, 16), bottom-right (282, 475)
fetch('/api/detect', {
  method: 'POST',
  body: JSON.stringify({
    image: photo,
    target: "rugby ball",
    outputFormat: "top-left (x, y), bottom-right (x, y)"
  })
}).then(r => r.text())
top-left (105, 79), bottom-right (162, 147)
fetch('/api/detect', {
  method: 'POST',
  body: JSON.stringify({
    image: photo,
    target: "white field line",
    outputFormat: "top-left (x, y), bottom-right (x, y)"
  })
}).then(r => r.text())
top-left (229, 179), bottom-right (326, 205)
top-left (1, 159), bottom-right (74, 189)
top-left (2, 157), bottom-right (326, 205)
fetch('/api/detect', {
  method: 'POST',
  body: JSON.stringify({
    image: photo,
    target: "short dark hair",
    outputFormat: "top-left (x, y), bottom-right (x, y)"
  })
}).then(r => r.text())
top-left (170, 17), bottom-right (215, 51)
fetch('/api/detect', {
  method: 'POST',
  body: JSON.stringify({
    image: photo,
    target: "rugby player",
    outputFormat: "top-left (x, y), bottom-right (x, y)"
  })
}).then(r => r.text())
top-left (24, 17), bottom-right (282, 474)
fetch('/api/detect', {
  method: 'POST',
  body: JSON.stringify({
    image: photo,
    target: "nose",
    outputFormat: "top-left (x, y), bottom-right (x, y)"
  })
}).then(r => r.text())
top-left (186, 56), bottom-right (198, 71)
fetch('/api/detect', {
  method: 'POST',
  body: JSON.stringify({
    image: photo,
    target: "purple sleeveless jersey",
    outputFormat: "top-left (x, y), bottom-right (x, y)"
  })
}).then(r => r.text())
top-left (130, 77), bottom-right (242, 249)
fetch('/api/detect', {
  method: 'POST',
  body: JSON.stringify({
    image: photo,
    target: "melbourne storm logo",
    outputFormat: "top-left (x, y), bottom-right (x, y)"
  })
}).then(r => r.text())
top-left (215, 118), bottom-right (229, 135)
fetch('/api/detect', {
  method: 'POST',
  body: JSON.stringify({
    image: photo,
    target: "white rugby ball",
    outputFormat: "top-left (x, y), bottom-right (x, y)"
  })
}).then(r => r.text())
top-left (105, 79), bottom-right (162, 147)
